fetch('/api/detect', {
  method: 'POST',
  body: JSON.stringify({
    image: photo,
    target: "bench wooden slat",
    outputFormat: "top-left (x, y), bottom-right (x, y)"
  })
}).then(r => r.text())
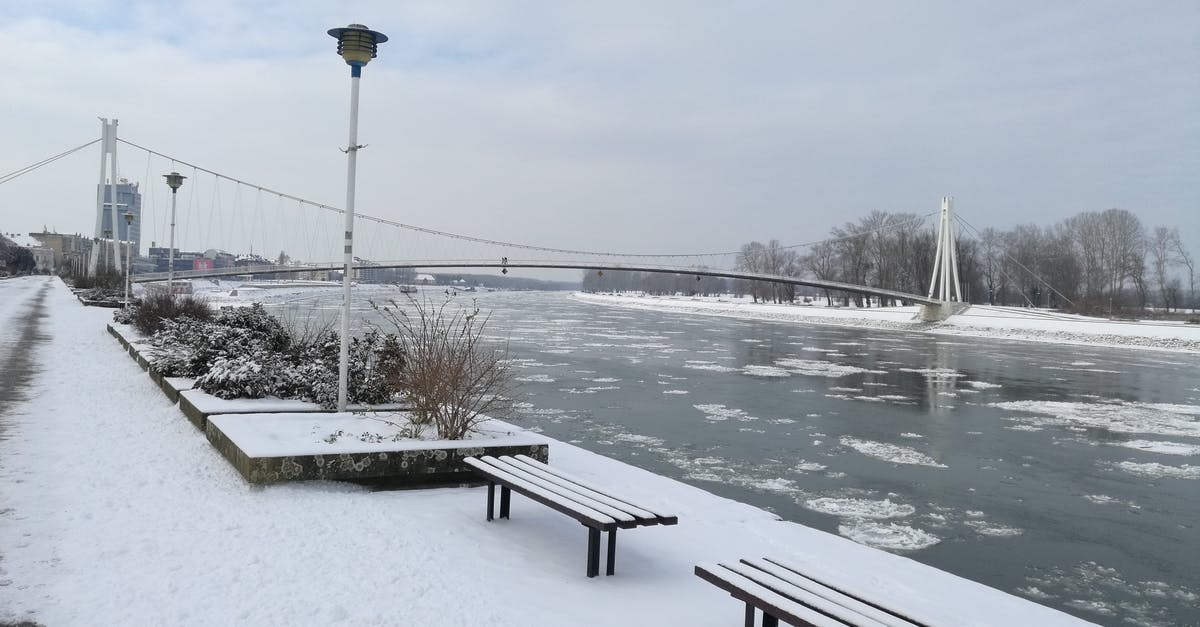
top-left (480, 456), bottom-right (639, 525)
top-left (763, 557), bottom-right (933, 627)
top-left (512, 454), bottom-right (677, 524)
top-left (463, 457), bottom-right (617, 528)
top-left (724, 561), bottom-right (892, 627)
top-left (745, 559), bottom-right (923, 627)
top-left (695, 563), bottom-right (850, 627)
top-left (496, 455), bottom-right (660, 522)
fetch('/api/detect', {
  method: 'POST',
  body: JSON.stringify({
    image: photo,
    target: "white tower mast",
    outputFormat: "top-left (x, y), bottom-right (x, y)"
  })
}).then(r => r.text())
top-left (926, 196), bottom-right (963, 302)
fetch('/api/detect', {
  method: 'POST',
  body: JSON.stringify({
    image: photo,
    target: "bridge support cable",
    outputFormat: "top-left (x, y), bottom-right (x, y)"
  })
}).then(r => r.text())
top-left (953, 213), bottom-right (1076, 309)
top-left (0, 138), bottom-right (101, 186)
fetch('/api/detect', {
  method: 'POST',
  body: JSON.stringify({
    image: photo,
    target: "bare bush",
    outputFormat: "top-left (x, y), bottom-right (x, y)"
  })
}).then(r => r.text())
top-left (371, 294), bottom-right (514, 440)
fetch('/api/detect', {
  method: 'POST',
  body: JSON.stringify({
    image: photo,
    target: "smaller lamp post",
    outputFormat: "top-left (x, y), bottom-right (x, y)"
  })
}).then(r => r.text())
top-left (123, 212), bottom-right (135, 305)
top-left (164, 171), bottom-right (187, 294)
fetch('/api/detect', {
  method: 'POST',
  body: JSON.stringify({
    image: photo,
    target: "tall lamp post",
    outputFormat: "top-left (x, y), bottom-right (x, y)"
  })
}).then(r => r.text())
top-left (164, 171), bottom-right (186, 294)
top-left (123, 211), bottom-right (135, 305)
top-left (328, 23), bottom-right (388, 412)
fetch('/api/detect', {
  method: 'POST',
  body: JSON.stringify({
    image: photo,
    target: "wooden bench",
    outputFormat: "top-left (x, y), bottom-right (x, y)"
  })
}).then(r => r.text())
top-left (464, 454), bottom-right (677, 577)
top-left (695, 557), bottom-right (932, 627)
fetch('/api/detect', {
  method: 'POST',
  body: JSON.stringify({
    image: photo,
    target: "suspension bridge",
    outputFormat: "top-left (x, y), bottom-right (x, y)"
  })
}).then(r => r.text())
top-left (3, 120), bottom-right (970, 320)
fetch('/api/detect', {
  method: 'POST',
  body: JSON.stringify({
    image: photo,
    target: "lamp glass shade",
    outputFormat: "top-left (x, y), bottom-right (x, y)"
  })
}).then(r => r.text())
top-left (328, 24), bottom-right (387, 66)
top-left (164, 172), bottom-right (186, 190)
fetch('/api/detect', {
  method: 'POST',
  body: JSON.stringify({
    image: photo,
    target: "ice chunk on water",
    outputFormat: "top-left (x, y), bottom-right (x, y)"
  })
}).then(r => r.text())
top-left (838, 520), bottom-right (940, 551)
top-left (803, 497), bottom-right (915, 519)
top-left (839, 437), bottom-right (948, 468)
top-left (1113, 440), bottom-right (1200, 456)
top-left (1104, 461), bottom-right (1200, 479)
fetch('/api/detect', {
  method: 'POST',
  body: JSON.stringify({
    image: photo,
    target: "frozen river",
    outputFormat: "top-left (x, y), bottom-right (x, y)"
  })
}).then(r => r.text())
top-left (271, 288), bottom-right (1200, 626)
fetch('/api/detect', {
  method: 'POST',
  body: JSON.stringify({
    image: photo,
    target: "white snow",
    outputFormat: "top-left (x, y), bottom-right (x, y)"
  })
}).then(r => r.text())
top-left (574, 292), bottom-right (1200, 352)
top-left (1104, 461), bottom-right (1200, 480)
top-left (0, 278), bottom-right (1096, 626)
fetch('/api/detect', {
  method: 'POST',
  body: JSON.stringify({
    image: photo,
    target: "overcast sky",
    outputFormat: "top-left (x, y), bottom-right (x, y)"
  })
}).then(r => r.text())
top-left (2, 1), bottom-right (1197, 262)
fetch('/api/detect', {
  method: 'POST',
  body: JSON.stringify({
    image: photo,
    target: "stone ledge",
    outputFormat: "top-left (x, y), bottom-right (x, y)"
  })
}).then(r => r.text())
top-left (206, 413), bottom-right (549, 485)
top-left (179, 389), bottom-right (410, 431)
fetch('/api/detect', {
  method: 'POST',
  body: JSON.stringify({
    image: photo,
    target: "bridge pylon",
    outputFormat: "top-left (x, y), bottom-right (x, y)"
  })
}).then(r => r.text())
top-left (927, 196), bottom-right (962, 302)
top-left (918, 196), bottom-right (968, 321)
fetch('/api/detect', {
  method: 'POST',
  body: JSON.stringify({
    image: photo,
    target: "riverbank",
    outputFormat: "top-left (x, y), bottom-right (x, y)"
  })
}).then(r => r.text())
top-left (574, 292), bottom-right (1200, 353)
top-left (0, 276), bottom-right (1097, 625)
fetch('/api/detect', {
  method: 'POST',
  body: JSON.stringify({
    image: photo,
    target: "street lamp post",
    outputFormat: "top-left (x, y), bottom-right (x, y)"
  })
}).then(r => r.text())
top-left (164, 171), bottom-right (186, 294)
top-left (328, 23), bottom-right (388, 412)
top-left (123, 211), bottom-right (135, 305)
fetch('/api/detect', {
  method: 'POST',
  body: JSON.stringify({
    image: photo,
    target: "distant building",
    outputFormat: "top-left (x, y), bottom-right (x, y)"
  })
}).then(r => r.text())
top-left (98, 179), bottom-right (142, 255)
top-left (28, 231), bottom-right (92, 275)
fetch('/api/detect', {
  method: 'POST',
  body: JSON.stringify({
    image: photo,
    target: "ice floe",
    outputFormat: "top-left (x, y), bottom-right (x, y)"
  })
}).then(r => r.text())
top-left (898, 367), bottom-right (965, 379)
top-left (515, 374), bottom-right (556, 383)
top-left (837, 520), bottom-right (941, 551)
top-left (803, 497), bottom-right (915, 519)
top-left (774, 358), bottom-right (883, 377)
top-left (693, 403), bottom-right (759, 422)
top-left (839, 437), bottom-right (948, 468)
top-left (965, 381), bottom-right (1002, 389)
top-left (990, 400), bottom-right (1200, 438)
top-left (682, 360), bottom-right (739, 373)
top-left (1104, 461), bottom-right (1200, 479)
top-left (1112, 440), bottom-right (1200, 456)
top-left (741, 365), bottom-right (792, 377)
top-left (662, 389), bottom-right (689, 395)
top-left (964, 520), bottom-right (1023, 537)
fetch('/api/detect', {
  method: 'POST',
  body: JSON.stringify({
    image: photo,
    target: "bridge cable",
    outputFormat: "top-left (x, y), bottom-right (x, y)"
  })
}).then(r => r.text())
top-left (117, 137), bottom-right (937, 261)
top-left (0, 138), bottom-right (101, 186)
top-left (953, 214), bottom-right (1076, 308)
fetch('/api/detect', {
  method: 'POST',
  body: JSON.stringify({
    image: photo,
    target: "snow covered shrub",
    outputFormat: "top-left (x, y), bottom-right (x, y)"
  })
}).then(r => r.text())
top-left (151, 304), bottom-right (404, 406)
top-left (128, 292), bottom-right (213, 335)
top-left (370, 294), bottom-right (514, 439)
top-left (287, 329), bottom-right (405, 410)
top-left (194, 353), bottom-right (291, 399)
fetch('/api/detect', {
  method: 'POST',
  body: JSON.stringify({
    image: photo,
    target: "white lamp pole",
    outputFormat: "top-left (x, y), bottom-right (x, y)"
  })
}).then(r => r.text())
top-left (123, 211), bottom-right (135, 305)
top-left (328, 23), bottom-right (388, 412)
top-left (163, 172), bottom-right (186, 293)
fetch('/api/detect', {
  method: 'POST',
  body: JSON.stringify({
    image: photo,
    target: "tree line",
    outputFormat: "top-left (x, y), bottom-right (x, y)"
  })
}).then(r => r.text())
top-left (581, 208), bottom-right (1196, 314)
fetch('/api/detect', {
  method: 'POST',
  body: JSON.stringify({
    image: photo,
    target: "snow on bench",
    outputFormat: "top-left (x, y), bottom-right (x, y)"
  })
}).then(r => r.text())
top-left (696, 557), bottom-right (931, 627)
top-left (464, 454), bottom-right (678, 577)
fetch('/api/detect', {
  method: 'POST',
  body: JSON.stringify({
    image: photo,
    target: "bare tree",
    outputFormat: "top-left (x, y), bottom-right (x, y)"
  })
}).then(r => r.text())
top-left (370, 294), bottom-right (514, 440)
top-left (1172, 237), bottom-right (1195, 310)
top-left (1150, 226), bottom-right (1182, 311)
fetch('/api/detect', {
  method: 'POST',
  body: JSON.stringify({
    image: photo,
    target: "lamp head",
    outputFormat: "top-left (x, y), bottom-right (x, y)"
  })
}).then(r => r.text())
top-left (164, 171), bottom-right (186, 191)
top-left (328, 23), bottom-right (387, 70)
top-left (123, 212), bottom-right (134, 225)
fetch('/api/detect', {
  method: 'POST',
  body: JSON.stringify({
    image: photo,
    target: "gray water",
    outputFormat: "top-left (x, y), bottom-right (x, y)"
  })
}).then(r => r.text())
top-left (271, 288), bottom-right (1200, 626)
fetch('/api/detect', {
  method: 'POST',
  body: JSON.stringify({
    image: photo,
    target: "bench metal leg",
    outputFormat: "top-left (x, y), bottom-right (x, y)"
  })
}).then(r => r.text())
top-left (744, 603), bottom-right (755, 627)
top-left (500, 486), bottom-right (511, 519)
top-left (586, 528), bottom-right (601, 578)
top-left (486, 482), bottom-right (495, 521)
top-left (606, 529), bottom-right (617, 576)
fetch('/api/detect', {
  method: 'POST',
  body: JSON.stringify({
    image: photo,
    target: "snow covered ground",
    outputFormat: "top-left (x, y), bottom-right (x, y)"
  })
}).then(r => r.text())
top-left (575, 292), bottom-right (1200, 352)
top-left (0, 277), bottom-right (1096, 625)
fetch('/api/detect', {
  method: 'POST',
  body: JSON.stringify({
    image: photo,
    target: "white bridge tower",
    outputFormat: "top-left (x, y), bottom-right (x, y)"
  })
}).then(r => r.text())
top-left (927, 196), bottom-right (962, 302)
top-left (88, 118), bottom-right (125, 277)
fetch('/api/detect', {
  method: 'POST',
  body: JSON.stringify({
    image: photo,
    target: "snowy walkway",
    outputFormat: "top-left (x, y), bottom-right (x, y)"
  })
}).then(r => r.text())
top-left (0, 277), bottom-right (1093, 625)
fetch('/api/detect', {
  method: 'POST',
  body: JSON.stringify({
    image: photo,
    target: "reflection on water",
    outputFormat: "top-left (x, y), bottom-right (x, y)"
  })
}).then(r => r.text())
top-left (259, 287), bottom-right (1200, 626)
